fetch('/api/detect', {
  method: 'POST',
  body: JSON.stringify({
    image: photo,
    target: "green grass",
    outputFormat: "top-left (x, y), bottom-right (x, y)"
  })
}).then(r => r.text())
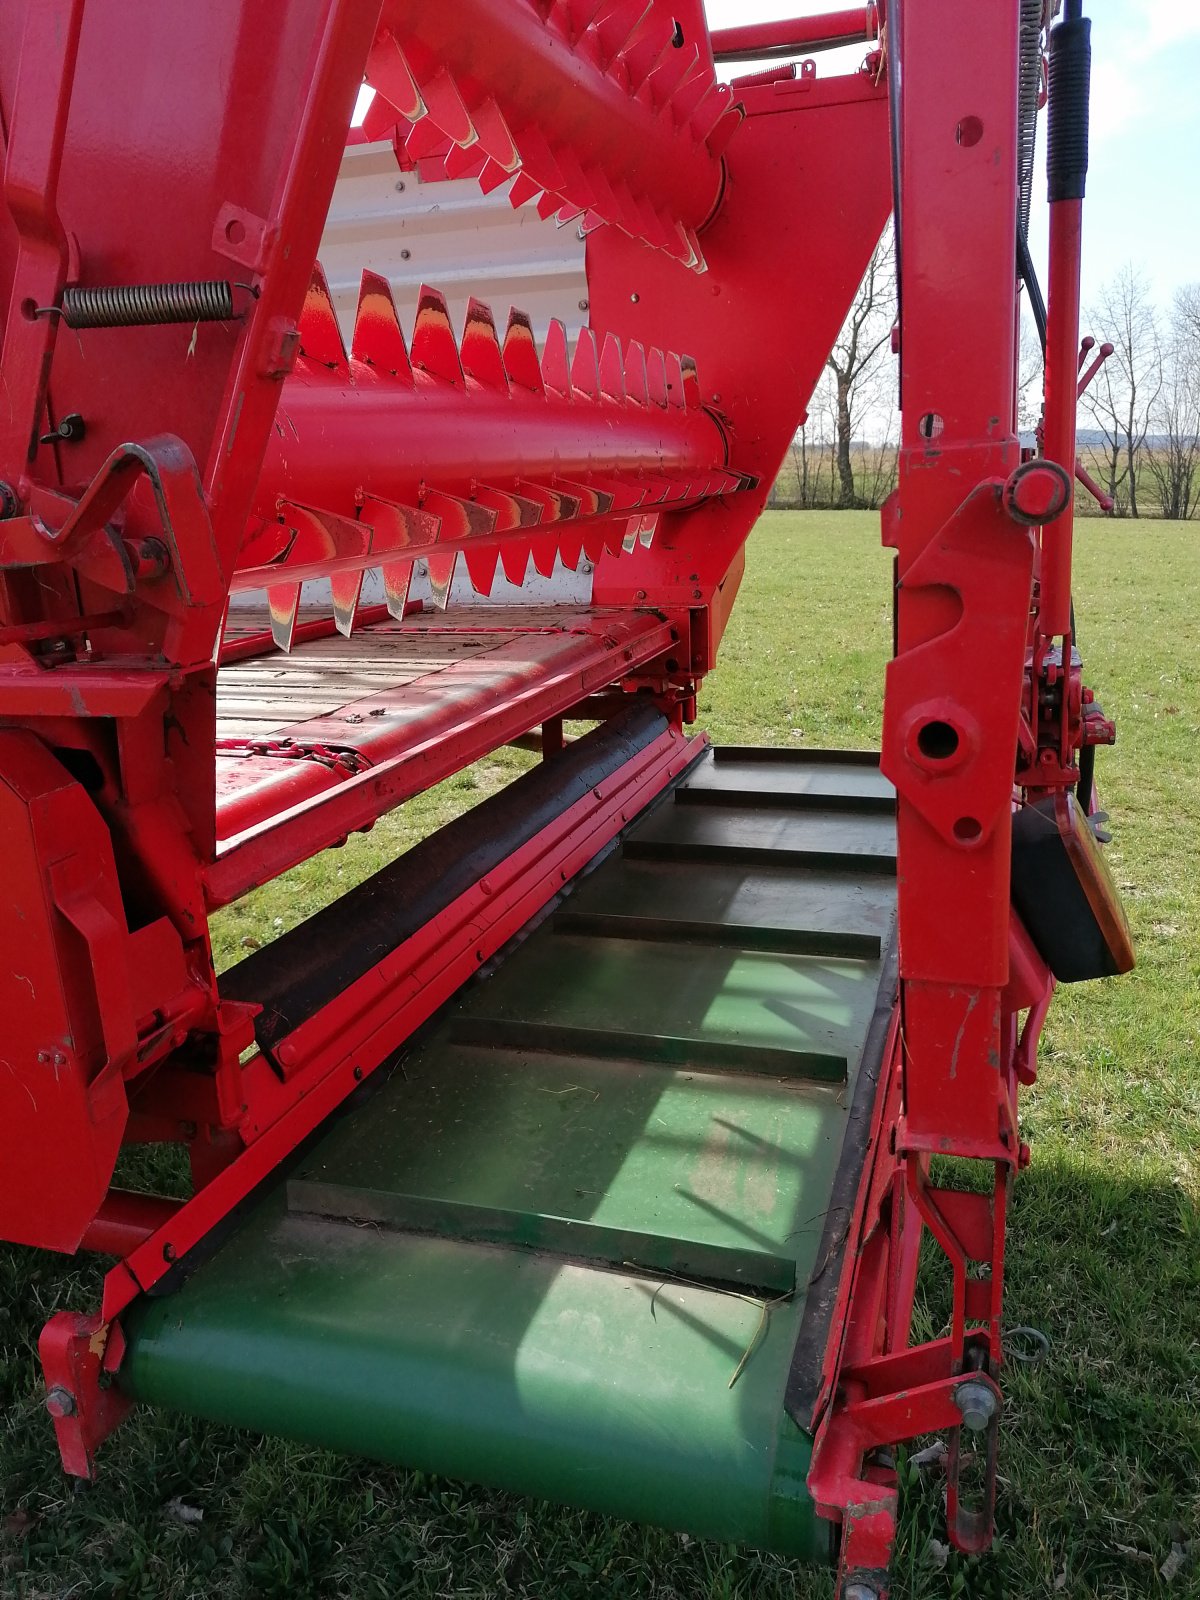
top-left (2, 511), bottom-right (1198, 1598)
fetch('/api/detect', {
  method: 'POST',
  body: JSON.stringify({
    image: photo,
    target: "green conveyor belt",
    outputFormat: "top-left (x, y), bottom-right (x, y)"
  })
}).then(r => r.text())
top-left (123, 743), bottom-right (897, 1560)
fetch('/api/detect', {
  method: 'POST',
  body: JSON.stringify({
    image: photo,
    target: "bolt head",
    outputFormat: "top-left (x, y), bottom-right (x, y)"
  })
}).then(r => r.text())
top-left (843, 1584), bottom-right (879, 1600)
top-left (45, 1385), bottom-right (76, 1419)
top-left (955, 1377), bottom-right (999, 1432)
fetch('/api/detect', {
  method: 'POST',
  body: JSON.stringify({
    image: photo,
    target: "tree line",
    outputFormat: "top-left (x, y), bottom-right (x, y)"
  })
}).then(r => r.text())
top-left (771, 243), bottom-right (1200, 520)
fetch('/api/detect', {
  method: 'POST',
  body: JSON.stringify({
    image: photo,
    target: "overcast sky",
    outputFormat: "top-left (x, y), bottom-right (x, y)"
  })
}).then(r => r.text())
top-left (704, 0), bottom-right (1200, 319)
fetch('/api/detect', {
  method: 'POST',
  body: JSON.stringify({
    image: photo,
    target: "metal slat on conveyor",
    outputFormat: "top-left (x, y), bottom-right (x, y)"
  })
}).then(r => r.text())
top-left (122, 741), bottom-right (898, 1560)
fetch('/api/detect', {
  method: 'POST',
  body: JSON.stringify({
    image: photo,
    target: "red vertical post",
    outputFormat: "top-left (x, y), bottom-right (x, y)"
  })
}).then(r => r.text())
top-left (883, 0), bottom-right (1028, 1157)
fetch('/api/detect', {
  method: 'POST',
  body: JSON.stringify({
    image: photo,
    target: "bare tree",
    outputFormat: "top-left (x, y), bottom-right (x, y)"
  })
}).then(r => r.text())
top-left (826, 234), bottom-right (897, 508)
top-left (1080, 265), bottom-right (1162, 517)
top-left (1145, 282), bottom-right (1200, 521)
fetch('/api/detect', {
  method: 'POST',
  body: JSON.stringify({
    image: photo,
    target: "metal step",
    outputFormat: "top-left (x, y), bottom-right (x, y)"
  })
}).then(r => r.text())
top-left (122, 742), bottom-right (897, 1561)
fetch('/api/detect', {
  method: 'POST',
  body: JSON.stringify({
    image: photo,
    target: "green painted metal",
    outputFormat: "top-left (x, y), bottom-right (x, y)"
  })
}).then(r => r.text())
top-left (122, 746), bottom-right (897, 1562)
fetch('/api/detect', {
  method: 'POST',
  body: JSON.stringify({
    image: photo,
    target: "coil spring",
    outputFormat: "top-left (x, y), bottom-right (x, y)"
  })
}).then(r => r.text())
top-left (61, 279), bottom-right (235, 329)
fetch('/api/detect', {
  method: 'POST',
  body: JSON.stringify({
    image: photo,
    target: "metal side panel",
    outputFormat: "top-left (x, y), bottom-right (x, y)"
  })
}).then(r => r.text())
top-left (121, 744), bottom-right (897, 1561)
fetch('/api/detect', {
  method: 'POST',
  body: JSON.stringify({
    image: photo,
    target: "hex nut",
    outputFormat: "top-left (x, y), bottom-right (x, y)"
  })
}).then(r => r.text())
top-left (955, 1377), bottom-right (998, 1432)
top-left (45, 1385), bottom-right (76, 1419)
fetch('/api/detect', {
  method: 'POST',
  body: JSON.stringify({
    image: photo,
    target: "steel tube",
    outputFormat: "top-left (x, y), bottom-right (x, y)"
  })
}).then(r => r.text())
top-left (1040, 198), bottom-right (1082, 636)
top-left (249, 364), bottom-right (727, 562)
top-left (711, 9), bottom-right (876, 63)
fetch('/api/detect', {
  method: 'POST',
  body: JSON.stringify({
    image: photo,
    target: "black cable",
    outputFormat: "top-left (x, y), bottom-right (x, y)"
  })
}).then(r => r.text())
top-left (1017, 231), bottom-right (1047, 353)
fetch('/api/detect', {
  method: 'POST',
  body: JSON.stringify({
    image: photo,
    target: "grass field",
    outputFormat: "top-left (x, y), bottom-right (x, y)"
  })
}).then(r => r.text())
top-left (2, 511), bottom-right (1198, 1599)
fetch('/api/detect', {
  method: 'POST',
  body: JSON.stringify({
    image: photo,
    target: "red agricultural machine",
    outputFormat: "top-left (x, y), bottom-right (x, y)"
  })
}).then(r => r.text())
top-left (0, 1), bottom-right (1132, 1594)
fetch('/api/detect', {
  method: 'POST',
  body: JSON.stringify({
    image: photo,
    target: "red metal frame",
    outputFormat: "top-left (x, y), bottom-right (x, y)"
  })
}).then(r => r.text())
top-left (0, 1), bottom-right (1123, 1592)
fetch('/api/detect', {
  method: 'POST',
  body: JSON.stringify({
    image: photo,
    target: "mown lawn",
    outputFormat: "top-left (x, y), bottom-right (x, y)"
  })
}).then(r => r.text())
top-left (1, 511), bottom-right (1197, 1599)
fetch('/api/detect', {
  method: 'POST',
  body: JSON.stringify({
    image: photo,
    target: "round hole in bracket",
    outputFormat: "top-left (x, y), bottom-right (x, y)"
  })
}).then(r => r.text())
top-left (917, 719), bottom-right (959, 761)
top-left (919, 412), bottom-right (944, 441)
top-left (954, 816), bottom-right (983, 843)
top-left (224, 217), bottom-right (247, 246)
top-left (956, 115), bottom-right (984, 147)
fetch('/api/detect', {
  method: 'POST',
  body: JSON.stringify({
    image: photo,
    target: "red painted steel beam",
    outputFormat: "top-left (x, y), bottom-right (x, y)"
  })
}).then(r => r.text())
top-left (79, 1192), bottom-right (181, 1256)
top-left (710, 9), bottom-right (876, 62)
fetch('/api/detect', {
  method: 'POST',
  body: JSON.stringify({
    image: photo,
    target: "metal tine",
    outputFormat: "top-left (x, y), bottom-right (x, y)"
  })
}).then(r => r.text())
top-left (542, 319), bottom-right (572, 396)
top-left (503, 310), bottom-right (545, 393)
top-left (637, 511), bottom-right (657, 546)
top-left (642, 40), bottom-right (699, 111)
top-left (668, 58), bottom-right (716, 128)
top-left (555, 477), bottom-right (606, 515)
top-left (411, 286), bottom-right (464, 386)
top-left (470, 97), bottom-right (521, 173)
top-left (359, 497), bottom-right (439, 620)
top-left (359, 96), bottom-right (401, 144)
top-left (516, 480), bottom-right (581, 523)
top-left (473, 484), bottom-right (543, 530)
top-left (536, 189), bottom-right (568, 222)
top-left (417, 65), bottom-right (479, 148)
top-left (691, 80), bottom-right (736, 143)
top-left (461, 298), bottom-right (509, 391)
top-left (442, 142), bottom-right (487, 181)
top-left (559, 530), bottom-right (585, 570)
top-left (599, 333), bottom-right (626, 402)
top-left (381, 560), bottom-right (413, 620)
top-left (361, 494), bottom-right (441, 554)
top-left (708, 103), bottom-right (745, 159)
top-left (330, 569), bottom-right (365, 638)
top-left (364, 31), bottom-right (427, 123)
top-left (507, 171), bottom-right (543, 208)
top-left (593, 0), bottom-right (654, 69)
top-left (680, 353), bottom-right (701, 408)
top-left (646, 348), bottom-right (669, 408)
top-left (624, 340), bottom-right (649, 405)
top-left (550, 0), bottom-right (609, 35)
top-left (591, 474), bottom-right (647, 514)
top-left (550, 143), bottom-right (596, 212)
top-left (663, 350), bottom-right (685, 409)
top-left (500, 538), bottom-right (530, 587)
top-left (464, 546), bottom-right (499, 597)
top-left (580, 160), bottom-right (620, 224)
top-left (478, 157), bottom-right (514, 194)
top-left (530, 532), bottom-right (560, 577)
top-left (351, 270), bottom-right (413, 380)
top-left (267, 584), bottom-right (302, 653)
top-left (571, 328), bottom-right (601, 399)
top-left (582, 526), bottom-right (608, 562)
top-left (424, 551), bottom-right (456, 609)
top-left (617, 12), bottom-right (670, 91)
top-left (422, 488), bottom-right (497, 541)
top-left (517, 122), bottom-right (568, 192)
top-left (402, 118), bottom-right (454, 162)
top-left (298, 263), bottom-right (348, 374)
